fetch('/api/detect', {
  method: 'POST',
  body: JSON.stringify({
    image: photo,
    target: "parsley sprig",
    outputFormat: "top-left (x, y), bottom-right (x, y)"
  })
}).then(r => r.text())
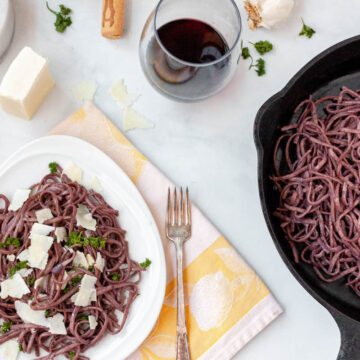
top-left (46, 2), bottom-right (72, 33)
top-left (63, 274), bottom-right (83, 294)
top-left (299, 19), bottom-right (316, 38)
top-left (250, 58), bottom-right (266, 77)
top-left (67, 231), bottom-right (106, 249)
top-left (9, 261), bottom-right (28, 278)
top-left (251, 40), bottom-right (273, 55)
top-left (1, 321), bottom-right (13, 334)
top-left (140, 258), bottom-right (151, 269)
top-left (48, 162), bottom-right (59, 174)
top-left (0, 237), bottom-right (21, 249)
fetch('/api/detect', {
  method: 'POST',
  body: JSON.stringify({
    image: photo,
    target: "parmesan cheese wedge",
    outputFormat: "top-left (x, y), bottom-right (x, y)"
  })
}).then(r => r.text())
top-left (109, 79), bottom-right (138, 109)
top-left (88, 315), bottom-right (98, 330)
top-left (2, 340), bottom-right (19, 360)
top-left (86, 254), bottom-right (95, 266)
top-left (54, 227), bottom-right (67, 243)
top-left (86, 176), bottom-right (102, 192)
top-left (63, 162), bottom-right (82, 184)
top-left (49, 313), bottom-right (67, 335)
top-left (35, 208), bottom-right (53, 224)
top-left (6, 254), bottom-right (15, 262)
top-left (30, 223), bottom-right (55, 237)
top-left (0, 273), bottom-right (30, 299)
top-left (73, 251), bottom-right (88, 268)
top-left (94, 252), bottom-right (105, 272)
top-left (28, 234), bottom-right (53, 270)
top-left (72, 274), bottom-right (97, 307)
top-left (8, 189), bottom-right (31, 211)
top-left (72, 80), bottom-right (96, 101)
top-left (14, 301), bottom-right (48, 327)
top-left (123, 107), bottom-right (154, 132)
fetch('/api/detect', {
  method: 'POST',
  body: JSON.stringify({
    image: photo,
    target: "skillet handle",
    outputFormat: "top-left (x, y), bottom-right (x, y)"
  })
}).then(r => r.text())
top-left (331, 310), bottom-right (360, 359)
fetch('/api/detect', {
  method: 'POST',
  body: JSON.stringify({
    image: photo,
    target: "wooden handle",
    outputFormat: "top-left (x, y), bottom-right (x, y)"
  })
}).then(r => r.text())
top-left (101, 0), bottom-right (125, 39)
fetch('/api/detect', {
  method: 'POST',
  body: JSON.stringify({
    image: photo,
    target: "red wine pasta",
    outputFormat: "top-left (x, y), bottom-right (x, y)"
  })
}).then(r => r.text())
top-left (0, 163), bottom-right (146, 360)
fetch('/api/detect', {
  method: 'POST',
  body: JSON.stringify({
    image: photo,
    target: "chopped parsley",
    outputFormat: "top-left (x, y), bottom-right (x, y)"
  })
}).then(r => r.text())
top-left (69, 352), bottom-right (75, 359)
top-left (67, 231), bottom-right (106, 249)
top-left (111, 273), bottom-right (119, 281)
top-left (9, 260), bottom-right (28, 278)
top-left (299, 19), bottom-right (315, 38)
top-left (46, 3), bottom-right (72, 33)
top-left (26, 277), bottom-right (35, 286)
top-left (18, 343), bottom-right (23, 352)
top-left (251, 40), bottom-right (273, 55)
top-left (0, 237), bottom-right (21, 249)
top-left (241, 40), bottom-right (252, 61)
top-left (45, 310), bottom-right (50, 318)
top-left (48, 162), bottom-right (59, 174)
top-left (88, 266), bottom-right (94, 273)
top-left (79, 316), bottom-right (88, 321)
top-left (1, 321), bottom-right (13, 334)
top-left (250, 58), bottom-right (266, 76)
top-left (63, 274), bottom-right (83, 294)
top-left (140, 258), bottom-right (151, 269)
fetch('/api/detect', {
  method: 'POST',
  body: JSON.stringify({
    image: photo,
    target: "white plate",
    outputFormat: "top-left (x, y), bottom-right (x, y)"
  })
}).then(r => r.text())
top-left (0, 135), bottom-right (166, 360)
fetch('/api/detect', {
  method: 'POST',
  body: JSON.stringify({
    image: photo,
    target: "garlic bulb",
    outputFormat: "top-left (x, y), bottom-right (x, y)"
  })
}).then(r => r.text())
top-left (244, 0), bottom-right (295, 30)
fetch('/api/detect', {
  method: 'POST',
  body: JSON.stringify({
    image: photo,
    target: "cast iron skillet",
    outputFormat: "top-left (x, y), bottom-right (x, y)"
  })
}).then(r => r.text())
top-left (254, 35), bottom-right (360, 360)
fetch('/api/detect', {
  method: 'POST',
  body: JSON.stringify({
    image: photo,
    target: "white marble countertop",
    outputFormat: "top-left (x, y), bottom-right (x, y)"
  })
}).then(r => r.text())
top-left (1, 0), bottom-right (360, 359)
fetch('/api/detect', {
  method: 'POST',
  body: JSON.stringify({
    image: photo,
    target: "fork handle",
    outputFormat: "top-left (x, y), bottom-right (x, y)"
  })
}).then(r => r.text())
top-left (175, 242), bottom-right (191, 360)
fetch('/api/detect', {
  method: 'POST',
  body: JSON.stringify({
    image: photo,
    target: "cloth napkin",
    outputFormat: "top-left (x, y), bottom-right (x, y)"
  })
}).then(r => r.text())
top-left (49, 102), bottom-right (282, 360)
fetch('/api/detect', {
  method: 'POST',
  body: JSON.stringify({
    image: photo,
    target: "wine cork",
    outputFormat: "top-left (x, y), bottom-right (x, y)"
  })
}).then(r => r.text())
top-left (102, 0), bottom-right (125, 39)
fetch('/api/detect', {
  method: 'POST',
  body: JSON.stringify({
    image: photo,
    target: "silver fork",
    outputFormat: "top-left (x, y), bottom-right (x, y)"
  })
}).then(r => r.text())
top-left (166, 187), bottom-right (192, 360)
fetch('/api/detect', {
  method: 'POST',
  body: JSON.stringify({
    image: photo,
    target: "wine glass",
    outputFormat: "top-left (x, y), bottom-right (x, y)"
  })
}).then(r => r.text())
top-left (139, 0), bottom-right (242, 102)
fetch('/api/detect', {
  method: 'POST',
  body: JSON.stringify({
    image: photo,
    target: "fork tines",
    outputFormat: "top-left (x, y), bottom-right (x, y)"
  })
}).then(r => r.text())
top-left (167, 187), bottom-right (191, 226)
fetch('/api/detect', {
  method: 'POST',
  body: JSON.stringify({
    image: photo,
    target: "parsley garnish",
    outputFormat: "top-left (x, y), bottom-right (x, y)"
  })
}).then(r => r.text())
top-left (251, 40), bottom-right (273, 55)
top-left (299, 19), bottom-right (315, 38)
top-left (79, 316), bottom-right (88, 321)
top-left (1, 321), bottom-right (13, 334)
top-left (48, 162), bottom-right (59, 174)
top-left (140, 258), bottom-right (151, 269)
top-left (250, 58), bottom-right (266, 76)
top-left (241, 40), bottom-right (252, 60)
top-left (18, 344), bottom-right (23, 352)
top-left (67, 231), bottom-right (106, 249)
top-left (45, 310), bottom-right (50, 317)
top-left (26, 277), bottom-right (35, 286)
top-left (88, 265), bottom-right (94, 273)
top-left (46, 3), bottom-right (72, 33)
top-left (111, 273), bottom-right (119, 281)
top-left (69, 352), bottom-right (75, 359)
top-left (9, 260), bottom-right (28, 278)
top-left (0, 237), bottom-right (21, 249)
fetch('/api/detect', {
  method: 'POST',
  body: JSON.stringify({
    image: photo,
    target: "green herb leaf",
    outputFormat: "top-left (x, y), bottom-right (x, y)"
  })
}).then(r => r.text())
top-left (140, 258), bottom-right (151, 269)
top-left (45, 310), bottom-right (50, 317)
top-left (46, 2), bottom-right (72, 33)
top-left (68, 231), bottom-right (106, 249)
top-left (111, 273), bottom-right (119, 281)
top-left (1, 321), bottom-right (13, 334)
top-left (9, 260), bottom-right (28, 278)
top-left (251, 40), bottom-right (273, 55)
top-left (18, 343), bottom-right (23, 352)
top-left (0, 237), bottom-right (21, 249)
top-left (299, 19), bottom-right (315, 38)
top-left (69, 352), bottom-right (75, 359)
top-left (48, 162), bottom-right (59, 174)
top-left (250, 58), bottom-right (266, 77)
top-left (26, 277), bottom-right (35, 286)
top-left (79, 316), bottom-right (88, 321)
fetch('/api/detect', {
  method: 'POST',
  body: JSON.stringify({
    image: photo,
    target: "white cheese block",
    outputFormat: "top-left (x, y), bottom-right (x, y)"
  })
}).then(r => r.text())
top-left (30, 223), bottom-right (55, 237)
top-left (73, 251), bottom-right (88, 268)
top-left (63, 162), bottom-right (82, 184)
top-left (76, 204), bottom-right (96, 231)
top-left (0, 47), bottom-right (55, 119)
top-left (2, 340), bottom-right (19, 360)
top-left (14, 301), bottom-right (48, 327)
top-left (35, 208), bottom-right (53, 224)
top-left (86, 254), bottom-right (95, 266)
top-left (94, 252), bottom-right (105, 272)
top-left (88, 315), bottom-right (98, 330)
top-left (72, 274), bottom-right (97, 307)
top-left (6, 254), bottom-right (15, 262)
top-left (0, 0), bottom-right (15, 59)
top-left (8, 189), bottom-right (31, 211)
top-left (0, 273), bottom-right (30, 299)
top-left (54, 227), bottom-right (67, 243)
top-left (49, 313), bottom-right (67, 335)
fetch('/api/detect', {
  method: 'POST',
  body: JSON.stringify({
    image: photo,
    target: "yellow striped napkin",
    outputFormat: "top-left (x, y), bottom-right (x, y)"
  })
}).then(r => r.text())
top-left (49, 102), bottom-right (282, 360)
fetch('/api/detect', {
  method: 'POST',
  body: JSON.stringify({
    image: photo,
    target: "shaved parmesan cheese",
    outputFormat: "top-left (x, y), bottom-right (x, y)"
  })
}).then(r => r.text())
top-left (76, 204), bottom-right (96, 231)
top-left (109, 79), bottom-right (138, 109)
top-left (6, 254), bottom-right (15, 262)
top-left (35, 208), bottom-right (53, 224)
top-left (2, 340), bottom-right (19, 360)
top-left (14, 301), bottom-right (48, 327)
top-left (0, 273), bottom-right (30, 299)
top-left (54, 227), bottom-right (66, 243)
top-left (30, 223), bottom-right (54, 236)
top-left (88, 315), bottom-right (98, 330)
top-left (64, 246), bottom-right (74, 254)
top-left (123, 107), bottom-right (154, 132)
top-left (49, 313), bottom-right (67, 335)
top-left (63, 162), bottom-right (82, 184)
top-left (18, 268), bottom-right (33, 278)
top-left (94, 252), bottom-right (105, 272)
top-left (17, 249), bottom-right (29, 262)
top-left (86, 176), bottom-right (102, 192)
top-left (34, 276), bottom-right (46, 290)
top-left (73, 251), bottom-right (88, 268)
top-left (72, 274), bottom-right (97, 307)
top-left (28, 234), bottom-right (53, 270)
top-left (86, 254), bottom-right (95, 266)
top-left (72, 80), bottom-right (96, 101)
top-left (8, 189), bottom-right (31, 211)
top-left (61, 272), bottom-right (69, 290)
